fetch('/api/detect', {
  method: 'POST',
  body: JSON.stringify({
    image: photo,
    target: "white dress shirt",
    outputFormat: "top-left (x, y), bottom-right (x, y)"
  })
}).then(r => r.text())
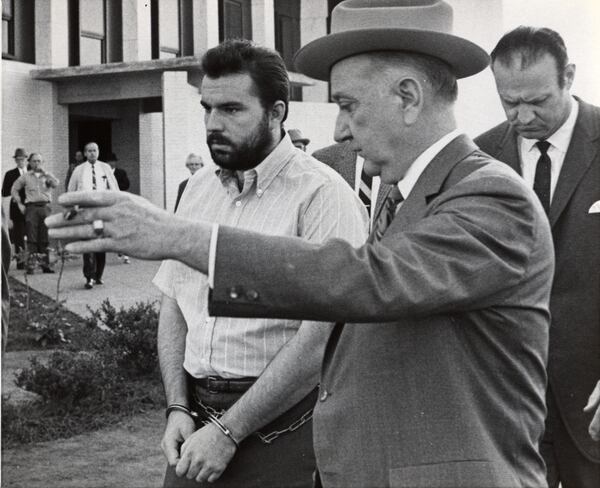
top-left (154, 134), bottom-right (368, 378)
top-left (519, 97), bottom-right (578, 202)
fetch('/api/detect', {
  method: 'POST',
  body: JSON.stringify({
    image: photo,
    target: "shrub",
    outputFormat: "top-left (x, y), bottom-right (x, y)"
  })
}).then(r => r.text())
top-left (15, 350), bottom-right (120, 410)
top-left (87, 299), bottom-right (159, 376)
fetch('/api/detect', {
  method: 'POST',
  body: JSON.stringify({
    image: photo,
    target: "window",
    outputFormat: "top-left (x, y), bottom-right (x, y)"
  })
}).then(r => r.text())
top-left (151, 0), bottom-right (192, 59)
top-left (274, 0), bottom-right (301, 100)
top-left (2, 0), bottom-right (35, 63)
top-left (219, 0), bottom-right (252, 41)
top-left (69, 0), bottom-right (122, 66)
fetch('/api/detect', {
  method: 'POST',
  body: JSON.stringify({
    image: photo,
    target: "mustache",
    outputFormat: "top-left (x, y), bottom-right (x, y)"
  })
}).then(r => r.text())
top-left (207, 133), bottom-right (232, 146)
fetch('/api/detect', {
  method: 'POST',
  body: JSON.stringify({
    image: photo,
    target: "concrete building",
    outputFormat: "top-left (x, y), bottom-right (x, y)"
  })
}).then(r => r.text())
top-left (2, 0), bottom-right (510, 211)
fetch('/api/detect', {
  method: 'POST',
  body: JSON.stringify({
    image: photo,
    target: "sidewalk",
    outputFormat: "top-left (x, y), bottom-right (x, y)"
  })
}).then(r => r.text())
top-left (8, 253), bottom-right (162, 317)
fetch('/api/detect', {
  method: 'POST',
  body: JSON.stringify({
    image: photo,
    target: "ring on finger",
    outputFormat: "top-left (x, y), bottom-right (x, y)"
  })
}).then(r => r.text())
top-left (92, 219), bottom-right (105, 237)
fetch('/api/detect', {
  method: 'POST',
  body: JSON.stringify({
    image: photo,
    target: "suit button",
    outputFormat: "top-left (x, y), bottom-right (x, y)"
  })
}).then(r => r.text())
top-left (228, 287), bottom-right (241, 299)
top-left (246, 289), bottom-right (259, 301)
top-left (319, 389), bottom-right (329, 402)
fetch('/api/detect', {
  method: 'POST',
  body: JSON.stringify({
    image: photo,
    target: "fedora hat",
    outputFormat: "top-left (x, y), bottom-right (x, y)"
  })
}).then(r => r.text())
top-left (294, 0), bottom-right (489, 81)
top-left (13, 148), bottom-right (28, 158)
top-left (288, 129), bottom-right (310, 145)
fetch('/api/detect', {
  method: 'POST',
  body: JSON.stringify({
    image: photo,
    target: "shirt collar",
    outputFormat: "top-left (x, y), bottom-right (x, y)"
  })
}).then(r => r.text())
top-left (216, 133), bottom-right (296, 197)
top-left (521, 96), bottom-right (579, 154)
top-left (397, 128), bottom-right (462, 199)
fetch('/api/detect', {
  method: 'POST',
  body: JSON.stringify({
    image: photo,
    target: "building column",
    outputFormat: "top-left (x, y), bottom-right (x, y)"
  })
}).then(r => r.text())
top-left (34, 0), bottom-right (69, 67)
top-left (300, 0), bottom-right (329, 102)
top-left (193, 0), bottom-right (220, 53)
top-left (252, 0), bottom-right (275, 48)
top-left (161, 72), bottom-right (206, 210)
top-left (122, 0), bottom-right (152, 61)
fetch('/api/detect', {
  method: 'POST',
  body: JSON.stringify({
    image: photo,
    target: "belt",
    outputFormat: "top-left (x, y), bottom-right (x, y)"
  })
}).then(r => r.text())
top-left (191, 375), bottom-right (257, 393)
top-left (25, 202), bottom-right (50, 206)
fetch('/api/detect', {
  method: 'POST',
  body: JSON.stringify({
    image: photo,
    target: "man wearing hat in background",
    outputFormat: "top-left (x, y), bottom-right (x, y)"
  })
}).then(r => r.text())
top-left (46, 0), bottom-right (554, 486)
top-left (2, 148), bottom-right (29, 269)
top-left (288, 129), bottom-right (310, 152)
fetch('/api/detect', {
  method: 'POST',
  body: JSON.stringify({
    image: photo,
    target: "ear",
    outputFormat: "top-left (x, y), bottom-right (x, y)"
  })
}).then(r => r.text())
top-left (563, 63), bottom-right (576, 90)
top-left (391, 76), bottom-right (423, 125)
top-left (269, 100), bottom-right (287, 125)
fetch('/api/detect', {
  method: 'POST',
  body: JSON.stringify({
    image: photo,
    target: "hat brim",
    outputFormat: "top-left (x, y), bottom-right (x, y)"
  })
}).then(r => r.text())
top-left (293, 138), bottom-right (310, 145)
top-left (294, 29), bottom-right (489, 81)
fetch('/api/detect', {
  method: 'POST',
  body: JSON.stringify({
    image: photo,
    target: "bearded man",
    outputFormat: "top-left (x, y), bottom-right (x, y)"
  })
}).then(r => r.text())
top-left (152, 39), bottom-right (367, 487)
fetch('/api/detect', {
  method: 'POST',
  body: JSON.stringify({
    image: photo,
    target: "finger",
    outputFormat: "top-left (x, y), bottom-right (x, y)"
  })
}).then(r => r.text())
top-left (175, 454), bottom-right (191, 478)
top-left (57, 190), bottom-right (120, 208)
top-left (161, 438), bottom-right (181, 467)
top-left (584, 381), bottom-right (600, 411)
top-left (48, 220), bottom-right (106, 241)
top-left (589, 408), bottom-right (600, 441)
top-left (63, 237), bottom-right (116, 254)
top-left (197, 464), bottom-right (222, 484)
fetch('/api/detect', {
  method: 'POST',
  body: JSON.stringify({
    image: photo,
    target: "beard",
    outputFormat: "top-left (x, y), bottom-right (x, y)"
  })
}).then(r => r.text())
top-left (207, 113), bottom-right (273, 171)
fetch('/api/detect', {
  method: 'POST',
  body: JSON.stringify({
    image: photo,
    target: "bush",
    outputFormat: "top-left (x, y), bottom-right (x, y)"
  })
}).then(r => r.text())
top-left (15, 350), bottom-right (120, 409)
top-left (87, 299), bottom-right (159, 376)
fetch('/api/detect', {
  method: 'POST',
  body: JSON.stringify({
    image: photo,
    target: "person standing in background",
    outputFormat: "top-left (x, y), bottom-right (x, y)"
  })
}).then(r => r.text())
top-left (2, 148), bottom-right (29, 269)
top-left (174, 153), bottom-right (203, 212)
top-left (475, 26), bottom-right (600, 488)
top-left (67, 142), bottom-right (119, 288)
top-left (10, 153), bottom-right (59, 274)
top-left (288, 129), bottom-right (310, 152)
top-left (107, 153), bottom-right (130, 191)
top-left (65, 150), bottom-right (85, 191)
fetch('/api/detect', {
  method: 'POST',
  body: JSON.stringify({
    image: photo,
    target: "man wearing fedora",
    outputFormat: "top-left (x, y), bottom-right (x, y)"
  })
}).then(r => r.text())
top-left (2, 148), bottom-right (29, 268)
top-left (288, 129), bottom-right (310, 152)
top-left (46, 1), bottom-right (553, 486)
top-left (475, 26), bottom-right (600, 488)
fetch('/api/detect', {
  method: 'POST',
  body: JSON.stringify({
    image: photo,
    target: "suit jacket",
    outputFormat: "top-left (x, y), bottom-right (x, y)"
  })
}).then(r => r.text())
top-left (210, 135), bottom-right (553, 487)
top-left (113, 167), bottom-right (130, 191)
top-left (2, 167), bottom-right (26, 220)
top-left (475, 98), bottom-right (600, 463)
top-left (312, 142), bottom-right (389, 217)
top-left (174, 178), bottom-right (188, 212)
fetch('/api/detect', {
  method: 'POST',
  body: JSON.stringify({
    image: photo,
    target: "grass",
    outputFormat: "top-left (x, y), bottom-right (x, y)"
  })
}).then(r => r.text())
top-left (2, 278), bottom-right (164, 448)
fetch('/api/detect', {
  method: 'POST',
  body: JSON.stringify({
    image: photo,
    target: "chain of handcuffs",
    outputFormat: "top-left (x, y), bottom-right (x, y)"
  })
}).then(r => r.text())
top-left (197, 400), bottom-right (313, 444)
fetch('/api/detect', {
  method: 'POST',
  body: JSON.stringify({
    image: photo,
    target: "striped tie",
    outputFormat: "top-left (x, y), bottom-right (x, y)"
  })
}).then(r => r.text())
top-left (369, 186), bottom-right (404, 243)
top-left (91, 163), bottom-right (97, 190)
top-left (358, 168), bottom-right (373, 216)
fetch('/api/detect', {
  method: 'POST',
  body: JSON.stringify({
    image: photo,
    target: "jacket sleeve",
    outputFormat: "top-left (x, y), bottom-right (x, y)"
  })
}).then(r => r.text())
top-left (209, 171), bottom-right (549, 322)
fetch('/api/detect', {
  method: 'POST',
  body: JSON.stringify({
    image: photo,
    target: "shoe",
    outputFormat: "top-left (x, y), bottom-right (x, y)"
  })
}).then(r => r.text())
top-left (95, 278), bottom-right (104, 285)
top-left (42, 267), bottom-right (55, 274)
top-left (16, 262), bottom-right (25, 270)
top-left (123, 256), bottom-right (130, 264)
top-left (85, 279), bottom-right (94, 289)
top-left (26, 269), bottom-right (34, 275)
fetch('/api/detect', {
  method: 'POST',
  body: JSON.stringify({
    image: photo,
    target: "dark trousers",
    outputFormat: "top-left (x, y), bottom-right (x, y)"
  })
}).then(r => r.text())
top-left (163, 385), bottom-right (318, 488)
top-left (83, 253), bottom-right (106, 280)
top-left (9, 208), bottom-right (25, 264)
top-left (25, 204), bottom-right (51, 268)
top-left (541, 387), bottom-right (600, 488)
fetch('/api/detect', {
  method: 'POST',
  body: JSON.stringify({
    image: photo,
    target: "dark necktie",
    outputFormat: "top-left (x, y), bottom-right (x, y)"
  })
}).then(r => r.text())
top-left (358, 168), bottom-right (373, 216)
top-left (369, 186), bottom-right (404, 243)
top-left (533, 140), bottom-right (551, 214)
top-left (91, 163), bottom-right (97, 190)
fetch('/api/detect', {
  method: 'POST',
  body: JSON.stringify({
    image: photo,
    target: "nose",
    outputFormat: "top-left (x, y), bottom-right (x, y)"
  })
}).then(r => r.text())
top-left (333, 112), bottom-right (352, 144)
top-left (205, 110), bottom-right (223, 132)
top-left (513, 104), bottom-right (536, 125)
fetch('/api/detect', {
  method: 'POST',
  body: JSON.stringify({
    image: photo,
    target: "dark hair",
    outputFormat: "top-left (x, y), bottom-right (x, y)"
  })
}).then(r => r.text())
top-left (370, 51), bottom-right (458, 104)
top-left (201, 39), bottom-right (290, 122)
top-left (491, 26), bottom-right (569, 87)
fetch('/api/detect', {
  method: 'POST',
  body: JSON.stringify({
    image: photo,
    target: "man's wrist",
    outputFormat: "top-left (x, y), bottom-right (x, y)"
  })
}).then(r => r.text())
top-left (166, 403), bottom-right (198, 420)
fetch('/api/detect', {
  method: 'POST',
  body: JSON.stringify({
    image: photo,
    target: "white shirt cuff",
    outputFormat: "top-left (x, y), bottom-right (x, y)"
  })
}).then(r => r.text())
top-left (208, 223), bottom-right (219, 288)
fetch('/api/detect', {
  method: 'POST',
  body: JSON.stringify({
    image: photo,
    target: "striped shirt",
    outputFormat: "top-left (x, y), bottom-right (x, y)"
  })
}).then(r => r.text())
top-left (153, 134), bottom-right (368, 378)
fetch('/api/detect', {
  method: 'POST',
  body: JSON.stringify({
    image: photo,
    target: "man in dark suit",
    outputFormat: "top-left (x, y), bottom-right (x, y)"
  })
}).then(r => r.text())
top-left (2, 148), bottom-right (28, 269)
top-left (174, 153), bottom-right (203, 211)
top-left (107, 153), bottom-right (130, 191)
top-left (475, 26), bottom-right (600, 488)
top-left (313, 141), bottom-right (388, 220)
top-left (46, 1), bottom-right (554, 486)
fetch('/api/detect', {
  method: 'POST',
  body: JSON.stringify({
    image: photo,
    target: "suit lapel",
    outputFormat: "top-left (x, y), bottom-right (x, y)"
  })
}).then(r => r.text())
top-left (549, 100), bottom-right (600, 227)
top-left (494, 125), bottom-right (522, 175)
